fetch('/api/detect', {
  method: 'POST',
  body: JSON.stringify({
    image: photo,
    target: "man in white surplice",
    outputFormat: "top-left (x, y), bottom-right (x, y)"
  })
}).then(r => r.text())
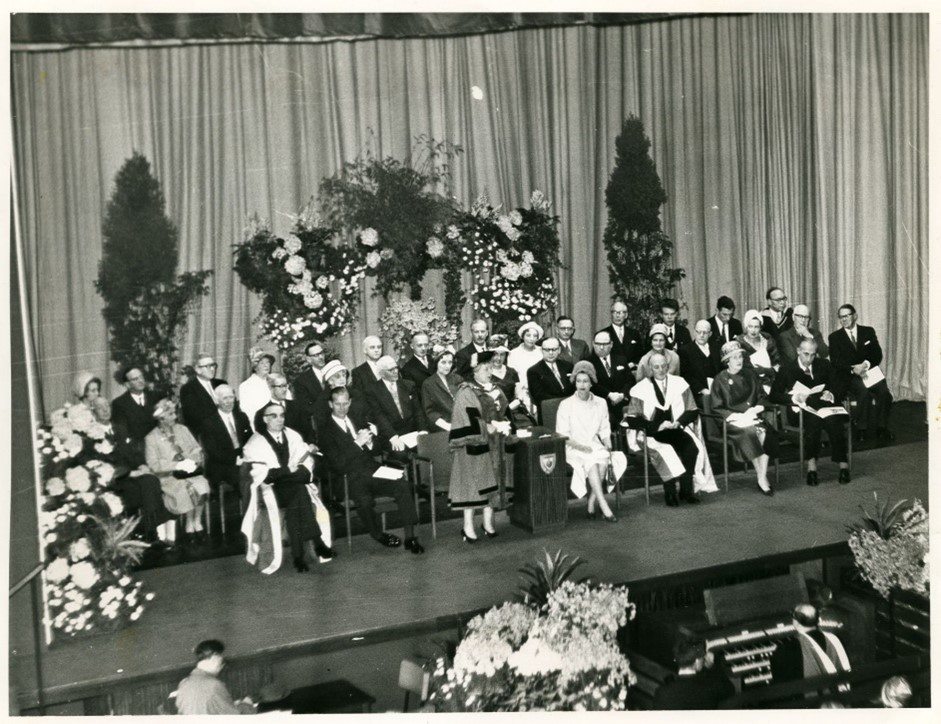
top-left (625, 352), bottom-right (716, 507)
top-left (240, 402), bottom-right (333, 574)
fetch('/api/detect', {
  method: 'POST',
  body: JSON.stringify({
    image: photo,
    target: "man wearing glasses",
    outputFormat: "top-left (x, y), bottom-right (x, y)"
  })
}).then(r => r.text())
top-left (180, 354), bottom-right (231, 436)
top-left (526, 337), bottom-right (575, 425)
top-left (828, 304), bottom-right (894, 444)
top-left (242, 402), bottom-right (335, 573)
top-left (761, 287), bottom-right (794, 338)
top-left (777, 304), bottom-right (830, 364)
top-left (293, 342), bottom-right (327, 433)
top-left (555, 315), bottom-right (590, 364)
top-left (201, 384), bottom-right (253, 502)
top-left (267, 373), bottom-right (315, 444)
top-left (587, 331), bottom-right (632, 427)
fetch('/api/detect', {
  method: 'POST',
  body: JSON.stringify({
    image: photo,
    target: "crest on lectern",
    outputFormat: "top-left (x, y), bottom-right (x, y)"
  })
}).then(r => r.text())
top-left (539, 453), bottom-right (556, 474)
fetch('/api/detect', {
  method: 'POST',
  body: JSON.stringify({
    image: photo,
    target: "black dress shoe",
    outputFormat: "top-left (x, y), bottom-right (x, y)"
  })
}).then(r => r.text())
top-left (760, 486), bottom-right (774, 497)
top-left (404, 538), bottom-right (425, 555)
top-left (806, 471), bottom-right (819, 487)
top-left (313, 541), bottom-right (337, 560)
top-left (839, 468), bottom-right (851, 485)
top-left (586, 509), bottom-right (598, 520)
top-left (876, 428), bottom-right (895, 443)
top-left (602, 513), bottom-right (618, 523)
top-left (293, 557), bottom-right (310, 573)
top-left (665, 492), bottom-right (679, 507)
top-left (680, 494), bottom-right (701, 504)
top-left (377, 533), bottom-right (401, 548)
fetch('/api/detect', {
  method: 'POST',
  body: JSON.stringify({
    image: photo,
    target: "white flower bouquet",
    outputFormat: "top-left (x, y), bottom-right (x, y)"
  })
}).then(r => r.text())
top-left (429, 573), bottom-right (636, 711)
top-left (36, 405), bottom-right (152, 638)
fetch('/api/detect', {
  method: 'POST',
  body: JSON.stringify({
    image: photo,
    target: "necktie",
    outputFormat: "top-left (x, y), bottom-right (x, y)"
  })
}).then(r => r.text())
top-left (850, 329), bottom-right (857, 347)
top-left (135, 394), bottom-right (145, 406)
top-left (667, 330), bottom-right (674, 346)
top-left (563, 342), bottom-right (571, 355)
top-left (804, 365), bottom-right (814, 381)
top-left (224, 415), bottom-right (239, 446)
top-left (603, 357), bottom-right (611, 375)
top-left (389, 384), bottom-right (403, 416)
top-left (722, 323), bottom-right (729, 342)
top-left (550, 363), bottom-right (563, 387)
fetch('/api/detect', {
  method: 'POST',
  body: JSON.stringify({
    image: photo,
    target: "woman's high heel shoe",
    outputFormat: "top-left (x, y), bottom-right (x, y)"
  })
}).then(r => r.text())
top-left (587, 509), bottom-right (598, 520)
top-left (462, 531), bottom-right (479, 543)
top-left (482, 528), bottom-right (499, 538)
top-left (602, 513), bottom-right (618, 523)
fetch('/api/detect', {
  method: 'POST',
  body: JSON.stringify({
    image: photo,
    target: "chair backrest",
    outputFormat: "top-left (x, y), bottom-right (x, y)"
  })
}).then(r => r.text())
top-left (540, 397), bottom-right (564, 433)
top-left (416, 430), bottom-right (451, 492)
top-left (398, 658), bottom-right (430, 710)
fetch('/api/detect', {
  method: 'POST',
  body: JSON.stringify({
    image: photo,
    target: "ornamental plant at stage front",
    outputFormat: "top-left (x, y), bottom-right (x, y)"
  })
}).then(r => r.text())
top-left (847, 494), bottom-right (929, 599)
top-left (428, 551), bottom-right (636, 712)
top-left (378, 298), bottom-right (458, 359)
top-left (36, 403), bottom-right (153, 639)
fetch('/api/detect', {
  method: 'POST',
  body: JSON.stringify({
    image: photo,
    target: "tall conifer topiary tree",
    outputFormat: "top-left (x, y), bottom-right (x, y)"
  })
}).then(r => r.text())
top-left (602, 116), bottom-right (684, 330)
top-left (96, 152), bottom-right (211, 397)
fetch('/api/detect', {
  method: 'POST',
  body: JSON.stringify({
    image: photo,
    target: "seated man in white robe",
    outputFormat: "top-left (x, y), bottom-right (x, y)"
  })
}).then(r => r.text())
top-left (625, 352), bottom-right (716, 507)
top-left (241, 402), bottom-right (334, 573)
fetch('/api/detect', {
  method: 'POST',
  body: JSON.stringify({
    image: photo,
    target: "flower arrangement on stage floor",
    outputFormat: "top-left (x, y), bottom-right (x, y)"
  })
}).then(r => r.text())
top-left (430, 191), bottom-right (561, 335)
top-left (847, 494), bottom-right (929, 600)
top-left (233, 214), bottom-right (367, 350)
top-left (36, 403), bottom-right (153, 639)
top-left (428, 550), bottom-right (636, 712)
top-left (378, 298), bottom-right (458, 358)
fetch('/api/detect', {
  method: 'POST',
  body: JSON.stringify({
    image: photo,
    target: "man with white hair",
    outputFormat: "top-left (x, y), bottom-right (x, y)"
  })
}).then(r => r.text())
top-left (180, 354), bottom-right (230, 436)
top-left (454, 318), bottom-right (490, 379)
top-left (351, 335), bottom-right (384, 392)
top-left (293, 341), bottom-right (328, 427)
top-left (587, 330), bottom-right (631, 426)
top-left (201, 384), bottom-right (253, 501)
top-left (777, 303), bottom-right (829, 364)
top-left (598, 299), bottom-right (643, 369)
top-left (367, 356), bottom-right (424, 453)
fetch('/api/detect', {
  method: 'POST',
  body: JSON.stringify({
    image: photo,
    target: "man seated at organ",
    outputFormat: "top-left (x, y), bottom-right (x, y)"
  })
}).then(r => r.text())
top-left (770, 603), bottom-right (851, 684)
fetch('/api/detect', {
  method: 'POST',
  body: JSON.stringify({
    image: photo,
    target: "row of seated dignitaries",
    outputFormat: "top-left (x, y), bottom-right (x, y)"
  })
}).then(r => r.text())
top-left (70, 289), bottom-right (893, 560)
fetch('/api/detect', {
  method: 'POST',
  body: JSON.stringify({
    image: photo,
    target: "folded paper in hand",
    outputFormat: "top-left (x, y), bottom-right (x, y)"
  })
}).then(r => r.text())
top-left (862, 365), bottom-right (885, 389)
top-left (516, 429), bottom-right (533, 439)
top-left (399, 431), bottom-right (427, 449)
top-left (814, 406), bottom-right (849, 418)
top-left (373, 466), bottom-right (406, 481)
top-left (791, 381), bottom-right (826, 396)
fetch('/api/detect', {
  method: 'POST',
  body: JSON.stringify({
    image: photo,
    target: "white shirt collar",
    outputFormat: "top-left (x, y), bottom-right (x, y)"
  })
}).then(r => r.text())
top-left (332, 414), bottom-right (353, 431)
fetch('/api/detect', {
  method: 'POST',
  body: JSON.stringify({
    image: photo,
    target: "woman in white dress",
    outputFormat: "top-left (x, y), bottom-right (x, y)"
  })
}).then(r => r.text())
top-left (506, 321), bottom-right (544, 417)
top-left (555, 361), bottom-right (617, 522)
top-left (239, 348), bottom-right (276, 428)
top-left (635, 324), bottom-right (681, 381)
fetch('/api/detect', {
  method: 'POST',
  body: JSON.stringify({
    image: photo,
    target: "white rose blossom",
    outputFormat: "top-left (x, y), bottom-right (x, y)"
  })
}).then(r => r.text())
top-left (316, 275), bottom-right (329, 289)
top-left (509, 210), bottom-right (523, 226)
top-left (65, 466), bottom-right (92, 493)
top-left (101, 492), bottom-right (124, 516)
top-left (94, 439), bottom-right (114, 455)
top-left (69, 561), bottom-right (99, 589)
top-left (271, 246), bottom-right (288, 260)
top-left (365, 251), bottom-right (382, 269)
top-left (360, 227), bottom-right (379, 247)
top-left (46, 557), bottom-right (70, 582)
top-left (426, 237), bottom-right (445, 258)
top-left (69, 538), bottom-right (92, 561)
top-left (284, 255), bottom-right (306, 276)
top-left (45, 477), bottom-right (66, 497)
top-left (283, 234), bottom-right (303, 254)
top-left (446, 225), bottom-right (461, 240)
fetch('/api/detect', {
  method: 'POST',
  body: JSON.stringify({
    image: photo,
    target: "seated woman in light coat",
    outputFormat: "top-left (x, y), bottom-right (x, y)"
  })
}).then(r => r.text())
top-left (556, 361), bottom-right (621, 522)
top-left (635, 324), bottom-right (681, 381)
top-left (625, 352), bottom-right (717, 507)
top-left (710, 341), bottom-right (778, 496)
top-left (421, 345), bottom-right (462, 432)
top-left (735, 309), bottom-right (780, 390)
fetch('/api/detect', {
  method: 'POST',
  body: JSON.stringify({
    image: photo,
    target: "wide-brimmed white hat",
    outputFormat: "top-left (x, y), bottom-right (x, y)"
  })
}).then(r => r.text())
top-left (648, 323), bottom-right (669, 338)
top-left (321, 359), bottom-right (348, 381)
top-left (517, 321), bottom-right (544, 340)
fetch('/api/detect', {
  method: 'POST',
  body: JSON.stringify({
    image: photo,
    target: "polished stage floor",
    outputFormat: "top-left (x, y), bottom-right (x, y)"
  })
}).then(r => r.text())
top-left (15, 440), bottom-right (929, 704)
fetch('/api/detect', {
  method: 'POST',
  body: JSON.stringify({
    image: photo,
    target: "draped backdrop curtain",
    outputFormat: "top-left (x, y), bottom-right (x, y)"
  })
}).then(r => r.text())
top-left (11, 13), bottom-right (927, 413)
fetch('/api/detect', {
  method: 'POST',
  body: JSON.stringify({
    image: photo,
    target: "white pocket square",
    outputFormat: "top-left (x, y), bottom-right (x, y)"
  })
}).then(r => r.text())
top-left (864, 340), bottom-right (871, 345)
top-left (616, 365), bottom-right (625, 371)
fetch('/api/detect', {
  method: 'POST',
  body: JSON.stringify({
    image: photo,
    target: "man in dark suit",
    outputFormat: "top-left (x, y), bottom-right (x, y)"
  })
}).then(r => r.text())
top-left (555, 315), bottom-right (590, 364)
top-left (320, 387), bottom-right (423, 554)
top-left (399, 332), bottom-right (433, 397)
top-left (292, 341), bottom-right (327, 428)
top-left (707, 295), bottom-right (743, 346)
top-left (828, 303), bottom-right (894, 443)
top-left (652, 638), bottom-right (734, 710)
top-left (526, 337), bottom-right (575, 424)
top-left (770, 339), bottom-right (851, 486)
top-left (267, 373), bottom-right (315, 444)
top-left (654, 298), bottom-right (693, 351)
top-left (761, 286), bottom-right (794, 338)
top-left (454, 318), bottom-right (490, 380)
top-left (200, 384), bottom-right (253, 501)
top-left (778, 303), bottom-right (830, 364)
top-left (770, 604), bottom-right (851, 684)
top-left (679, 320), bottom-right (721, 406)
top-left (350, 336), bottom-right (384, 393)
top-left (313, 360), bottom-right (372, 439)
top-left (587, 331), bottom-right (632, 427)
top-left (367, 356), bottom-right (425, 455)
top-left (111, 366), bottom-right (159, 444)
top-left (598, 299), bottom-right (643, 371)
top-left (180, 354), bottom-right (229, 437)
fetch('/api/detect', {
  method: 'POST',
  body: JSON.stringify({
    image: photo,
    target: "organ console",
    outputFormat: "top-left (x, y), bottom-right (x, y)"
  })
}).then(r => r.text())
top-left (633, 572), bottom-right (844, 690)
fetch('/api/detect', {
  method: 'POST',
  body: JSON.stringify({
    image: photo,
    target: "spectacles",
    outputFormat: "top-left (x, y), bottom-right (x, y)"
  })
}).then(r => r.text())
top-left (307, 350), bottom-right (325, 356)
top-left (264, 412), bottom-right (285, 419)
top-left (838, 313), bottom-right (854, 319)
top-left (595, 341), bottom-right (612, 346)
top-left (771, 296), bottom-right (788, 302)
top-left (557, 326), bottom-right (574, 332)
top-left (272, 383), bottom-right (288, 388)
top-left (126, 375), bottom-right (144, 382)
top-left (793, 314), bottom-right (810, 319)
top-left (543, 347), bottom-right (560, 352)
top-left (198, 362), bottom-right (217, 368)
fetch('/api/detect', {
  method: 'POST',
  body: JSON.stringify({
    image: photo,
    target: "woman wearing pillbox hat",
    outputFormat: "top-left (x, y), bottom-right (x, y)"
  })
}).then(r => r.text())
top-left (448, 349), bottom-right (513, 542)
top-left (634, 324), bottom-right (680, 381)
top-left (506, 321), bottom-right (544, 417)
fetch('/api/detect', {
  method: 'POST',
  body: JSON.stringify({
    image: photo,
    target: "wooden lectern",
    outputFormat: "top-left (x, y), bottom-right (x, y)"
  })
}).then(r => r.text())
top-left (509, 431), bottom-right (568, 533)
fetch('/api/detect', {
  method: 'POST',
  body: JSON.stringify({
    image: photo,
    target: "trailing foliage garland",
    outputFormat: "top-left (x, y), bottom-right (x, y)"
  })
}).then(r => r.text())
top-left (602, 116), bottom-right (684, 331)
top-left (847, 494), bottom-right (929, 599)
top-left (319, 136), bottom-right (461, 300)
top-left (428, 550), bottom-right (636, 712)
top-left (96, 152), bottom-right (211, 398)
top-left (233, 215), bottom-right (368, 350)
top-left (36, 403), bottom-right (153, 638)
top-left (430, 191), bottom-right (561, 335)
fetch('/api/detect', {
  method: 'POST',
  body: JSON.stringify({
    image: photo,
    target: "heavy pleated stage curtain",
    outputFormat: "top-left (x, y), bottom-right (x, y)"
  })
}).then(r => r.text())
top-left (11, 13), bottom-right (927, 412)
